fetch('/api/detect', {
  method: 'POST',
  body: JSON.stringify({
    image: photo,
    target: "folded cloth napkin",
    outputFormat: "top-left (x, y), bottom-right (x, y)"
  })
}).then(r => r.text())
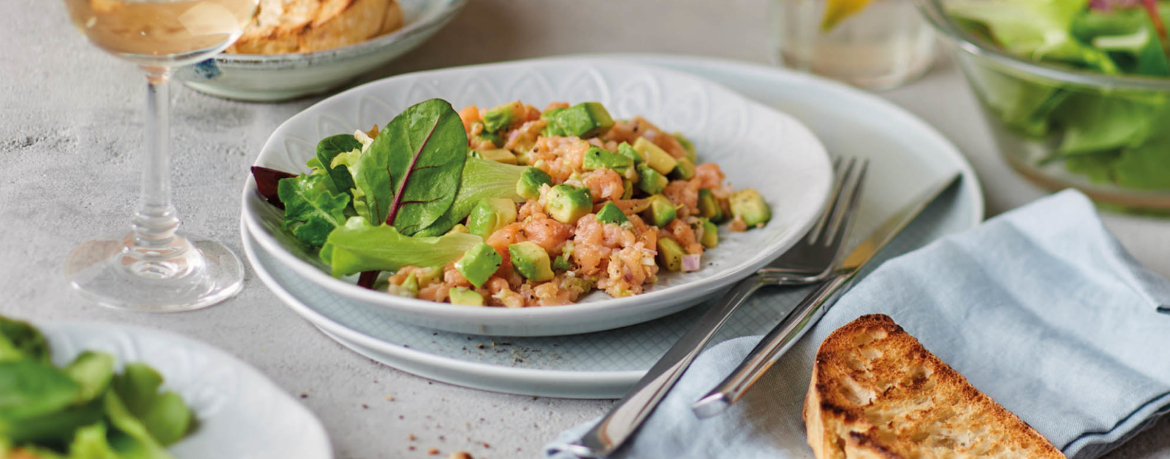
top-left (546, 189), bottom-right (1170, 459)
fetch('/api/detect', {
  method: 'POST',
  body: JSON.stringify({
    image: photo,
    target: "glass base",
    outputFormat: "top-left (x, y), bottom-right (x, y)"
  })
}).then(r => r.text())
top-left (65, 232), bottom-right (244, 312)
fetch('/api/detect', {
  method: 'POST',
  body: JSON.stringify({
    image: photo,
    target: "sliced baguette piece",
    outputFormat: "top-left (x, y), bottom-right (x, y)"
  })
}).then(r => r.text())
top-left (803, 314), bottom-right (1066, 459)
top-left (227, 0), bottom-right (404, 55)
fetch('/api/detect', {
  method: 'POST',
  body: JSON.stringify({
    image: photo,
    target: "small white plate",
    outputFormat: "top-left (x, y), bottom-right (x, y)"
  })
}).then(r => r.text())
top-left (242, 58), bottom-right (834, 336)
top-left (241, 54), bottom-right (985, 399)
top-left (37, 321), bottom-right (333, 459)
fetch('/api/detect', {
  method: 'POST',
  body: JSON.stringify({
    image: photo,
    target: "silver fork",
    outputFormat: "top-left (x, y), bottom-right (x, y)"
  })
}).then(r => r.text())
top-left (553, 158), bottom-right (868, 458)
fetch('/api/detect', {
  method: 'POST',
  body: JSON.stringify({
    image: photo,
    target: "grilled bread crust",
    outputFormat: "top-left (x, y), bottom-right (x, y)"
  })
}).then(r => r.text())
top-left (227, 0), bottom-right (403, 55)
top-left (803, 314), bottom-right (1066, 459)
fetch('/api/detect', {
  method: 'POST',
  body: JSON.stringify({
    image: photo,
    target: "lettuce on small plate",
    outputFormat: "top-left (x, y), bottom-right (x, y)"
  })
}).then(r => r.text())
top-left (241, 58), bottom-right (834, 336)
top-left (24, 321), bottom-right (331, 458)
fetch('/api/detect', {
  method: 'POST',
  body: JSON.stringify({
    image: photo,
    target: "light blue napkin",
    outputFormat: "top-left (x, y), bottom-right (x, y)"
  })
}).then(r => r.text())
top-left (547, 190), bottom-right (1170, 459)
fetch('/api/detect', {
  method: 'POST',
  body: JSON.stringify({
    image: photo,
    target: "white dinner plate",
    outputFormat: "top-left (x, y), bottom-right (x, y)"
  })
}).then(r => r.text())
top-left (242, 58), bottom-right (834, 336)
top-left (241, 54), bottom-right (985, 399)
top-left (36, 322), bottom-right (332, 458)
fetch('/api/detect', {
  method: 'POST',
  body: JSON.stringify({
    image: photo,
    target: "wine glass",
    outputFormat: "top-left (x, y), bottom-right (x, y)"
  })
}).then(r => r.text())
top-left (62, 0), bottom-right (258, 312)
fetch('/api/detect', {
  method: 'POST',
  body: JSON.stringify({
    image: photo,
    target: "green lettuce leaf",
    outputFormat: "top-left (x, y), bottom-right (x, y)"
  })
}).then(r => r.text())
top-left (320, 217), bottom-right (482, 278)
top-left (965, 62), bottom-right (1070, 137)
top-left (330, 150), bottom-right (370, 221)
top-left (278, 173), bottom-right (350, 248)
top-left (1115, 132), bottom-right (1170, 189)
top-left (1076, 7), bottom-right (1170, 76)
top-left (356, 99), bottom-right (468, 235)
top-left (1, 398), bottom-right (105, 444)
top-left (102, 390), bottom-right (175, 459)
top-left (1065, 151), bottom-right (1121, 183)
top-left (415, 157), bottom-right (526, 237)
top-left (1055, 93), bottom-right (1158, 154)
top-left (316, 134), bottom-right (362, 198)
top-left (64, 351), bottom-right (115, 404)
top-left (0, 361), bottom-right (79, 420)
top-left (949, 0), bottom-right (1118, 72)
top-left (0, 316), bottom-right (50, 363)
top-left (68, 422), bottom-right (121, 459)
top-left (110, 363), bottom-right (192, 448)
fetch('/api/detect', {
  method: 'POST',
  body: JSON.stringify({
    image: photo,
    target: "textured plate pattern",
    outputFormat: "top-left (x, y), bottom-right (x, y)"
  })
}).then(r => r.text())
top-left (242, 58), bottom-right (833, 336)
top-left (39, 322), bottom-right (332, 459)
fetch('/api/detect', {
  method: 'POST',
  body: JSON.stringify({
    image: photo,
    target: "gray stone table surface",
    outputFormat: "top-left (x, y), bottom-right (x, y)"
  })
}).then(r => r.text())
top-left (2, 0), bottom-right (1169, 458)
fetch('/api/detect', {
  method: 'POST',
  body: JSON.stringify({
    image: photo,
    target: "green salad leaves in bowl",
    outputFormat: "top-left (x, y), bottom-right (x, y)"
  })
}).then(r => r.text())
top-left (918, 0), bottom-right (1170, 211)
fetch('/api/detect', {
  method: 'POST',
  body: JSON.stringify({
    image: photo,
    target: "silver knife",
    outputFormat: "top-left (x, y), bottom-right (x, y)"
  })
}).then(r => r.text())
top-left (691, 173), bottom-right (961, 418)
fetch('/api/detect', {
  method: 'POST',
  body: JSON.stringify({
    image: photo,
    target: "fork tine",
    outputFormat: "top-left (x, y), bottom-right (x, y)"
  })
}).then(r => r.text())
top-left (814, 156), bottom-right (861, 245)
top-left (823, 159), bottom-right (868, 248)
top-left (806, 157), bottom-right (852, 245)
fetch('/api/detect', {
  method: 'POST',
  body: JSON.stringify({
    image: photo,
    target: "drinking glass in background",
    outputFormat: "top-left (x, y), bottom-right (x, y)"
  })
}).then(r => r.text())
top-left (62, 0), bottom-right (258, 312)
top-left (770, 0), bottom-right (936, 90)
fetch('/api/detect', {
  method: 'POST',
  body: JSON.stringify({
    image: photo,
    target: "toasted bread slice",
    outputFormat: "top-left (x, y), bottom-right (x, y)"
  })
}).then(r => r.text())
top-left (803, 314), bottom-right (1065, 459)
top-left (227, 0), bottom-right (404, 54)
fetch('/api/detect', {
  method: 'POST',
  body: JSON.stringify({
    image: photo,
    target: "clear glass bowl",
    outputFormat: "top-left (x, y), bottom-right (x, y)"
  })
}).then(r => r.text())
top-left (917, 0), bottom-right (1170, 212)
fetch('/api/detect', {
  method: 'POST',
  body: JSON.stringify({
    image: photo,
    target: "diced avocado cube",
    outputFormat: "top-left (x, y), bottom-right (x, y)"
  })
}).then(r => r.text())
top-left (595, 202), bottom-right (630, 225)
top-left (636, 164), bottom-right (668, 195)
top-left (621, 179), bottom-right (634, 200)
top-left (483, 101), bottom-right (523, 132)
top-left (672, 132), bottom-right (697, 163)
top-left (730, 189), bottom-right (771, 227)
top-left (454, 243), bottom-right (502, 289)
top-left (657, 238), bottom-right (685, 272)
top-left (467, 198), bottom-right (518, 238)
top-left (449, 287), bottom-right (485, 306)
top-left (387, 273), bottom-right (419, 298)
top-left (541, 108), bottom-right (567, 137)
top-left (544, 184), bottom-right (593, 224)
top-left (642, 194), bottom-right (677, 228)
top-left (552, 254), bottom-right (573, 271)
top-left (671, 157), bottom-right (696, 180)
top-left (633, 137), bottom-right (678, 175)
top-left (699, 219), bottom-right (719, 248)
top-left (516, 167), bottom-right (553, 200)
top-left (415, 266), bottom-right (443, 285)
top-left (582, 147), bottom-right (633, 174)
top-left (516, 150), bottom-right (534, 166)
top-left (476, 148), bottom-right (518, 165)
top-left (549, 102), bottom-right (615, 138)
top-left (509, 241), bottom-right (554, 282)
top-left (471, 122), bottom-right (503, 147)
top-left (697, 188), bottom-right (724, 222)
top-left (541, 107), bottom-right (565, 121)
top-left (617, 142), bottom-right (643, 165)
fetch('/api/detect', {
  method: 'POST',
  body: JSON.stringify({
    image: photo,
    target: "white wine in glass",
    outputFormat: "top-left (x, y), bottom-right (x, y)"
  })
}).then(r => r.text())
top-left (63, 0), bottom-right (258, 312)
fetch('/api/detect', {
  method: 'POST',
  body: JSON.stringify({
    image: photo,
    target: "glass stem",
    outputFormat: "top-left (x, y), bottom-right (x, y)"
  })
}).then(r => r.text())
top-left (131, 67), bottom-right (182, 254)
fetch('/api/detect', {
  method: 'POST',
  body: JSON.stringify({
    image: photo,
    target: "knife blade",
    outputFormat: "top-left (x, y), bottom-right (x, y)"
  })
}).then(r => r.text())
top-left (690, 172), bottom-right (961, 418)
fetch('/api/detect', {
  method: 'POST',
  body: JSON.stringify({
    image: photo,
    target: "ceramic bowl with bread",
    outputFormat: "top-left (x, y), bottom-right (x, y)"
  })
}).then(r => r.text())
top-left (177, 0), bottom-right (467, 102)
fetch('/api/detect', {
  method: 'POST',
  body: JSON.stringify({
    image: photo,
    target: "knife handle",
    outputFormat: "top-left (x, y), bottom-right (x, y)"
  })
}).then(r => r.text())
top-left (691, 273), bottom-right (852, 418)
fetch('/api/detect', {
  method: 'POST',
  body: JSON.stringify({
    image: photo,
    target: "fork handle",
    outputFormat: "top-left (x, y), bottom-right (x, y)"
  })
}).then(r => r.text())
top-left (691, 273), bottom-right (853, 418)
top-left (551, 273), bottom-right (773, 458)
